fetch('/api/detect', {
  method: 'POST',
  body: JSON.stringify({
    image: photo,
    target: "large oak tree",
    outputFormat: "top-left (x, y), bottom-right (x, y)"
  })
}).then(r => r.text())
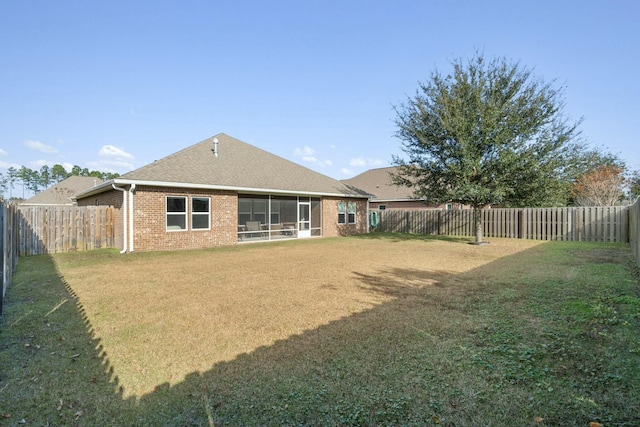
top-left (392, 53), bottom-right (582, 243)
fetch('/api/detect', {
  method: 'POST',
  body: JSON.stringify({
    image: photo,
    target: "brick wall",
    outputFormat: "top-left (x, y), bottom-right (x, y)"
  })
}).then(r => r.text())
top-left (322, 197), bottom-right (368, 237)
top-left (132, 186), bottom-right (237, 251)
top-left (80, 186), bottom-right (367, 251)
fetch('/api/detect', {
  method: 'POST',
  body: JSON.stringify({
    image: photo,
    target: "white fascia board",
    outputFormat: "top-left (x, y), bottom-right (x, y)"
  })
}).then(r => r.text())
top-left (77, 179), bottom-right (369, 199)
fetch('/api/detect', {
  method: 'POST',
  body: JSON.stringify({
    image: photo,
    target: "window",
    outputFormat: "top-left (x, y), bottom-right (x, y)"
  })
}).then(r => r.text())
top-left (347, 201), bottom-right (356, 224)
top-left (253, 200), bottom-right (267, 224)
top-left (238, 199), bottom-right (252, 225)
top-left (167, 196), bottom-right (187, 231)
top-left (192, 197), bottom-right (210, 230)
top-left (270, 200), bottom-right (280, 224)
top-left (338, 201), bottom-right (346, 224)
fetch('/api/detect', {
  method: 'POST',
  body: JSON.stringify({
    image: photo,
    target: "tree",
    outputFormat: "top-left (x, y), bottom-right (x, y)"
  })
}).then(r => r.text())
top-left (628, 170), bottom-right (640, 201)
top-left (572, 165), bottom-right (626, 206)
top-left (39, 165), bottom-right (53, 189)
top-left (51, 164), bottom-right (69, 183)
top-left (392, 53), bottom-right (581, 244)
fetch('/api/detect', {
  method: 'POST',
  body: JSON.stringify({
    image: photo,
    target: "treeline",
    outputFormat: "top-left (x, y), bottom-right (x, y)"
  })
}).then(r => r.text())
top-left (0, 164), bottom-right (120, 199)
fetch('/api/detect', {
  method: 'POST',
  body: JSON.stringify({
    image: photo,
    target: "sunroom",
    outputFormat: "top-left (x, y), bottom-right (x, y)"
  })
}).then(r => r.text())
top-left (238, 195), bottom-right (322, 241)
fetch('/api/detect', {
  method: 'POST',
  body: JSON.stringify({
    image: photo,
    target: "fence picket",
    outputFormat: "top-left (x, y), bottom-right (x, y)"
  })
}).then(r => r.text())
top-left (378, 206), bottom-right (632, 244)
top-left (14, 206), bottom-right (115, 256)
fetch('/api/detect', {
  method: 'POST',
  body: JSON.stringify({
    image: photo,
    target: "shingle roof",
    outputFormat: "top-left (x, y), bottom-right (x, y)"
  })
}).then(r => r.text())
top-left (116, 133), bottom-right (370, 197)
top-left (21, 176), bottom-right (103, 205)
top-left (341, 166), bottom-right (417, 201)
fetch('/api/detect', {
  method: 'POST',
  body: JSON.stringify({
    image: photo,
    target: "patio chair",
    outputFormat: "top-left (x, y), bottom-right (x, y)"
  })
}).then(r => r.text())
top-left (245, 221), bottom-right (264, 238)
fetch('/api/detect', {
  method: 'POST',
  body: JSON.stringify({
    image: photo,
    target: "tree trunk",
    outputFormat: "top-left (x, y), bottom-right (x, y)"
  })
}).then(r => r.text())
top-left (474, 207), bottom-right (483, 244)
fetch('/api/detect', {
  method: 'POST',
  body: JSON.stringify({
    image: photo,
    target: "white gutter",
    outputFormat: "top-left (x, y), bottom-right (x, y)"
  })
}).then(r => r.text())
top-left (77, 178), bottom-right (370, 200)
top-left (128, 184), bottom-right (136, 252)
top-left (112, 184), bottom-right (127, 254)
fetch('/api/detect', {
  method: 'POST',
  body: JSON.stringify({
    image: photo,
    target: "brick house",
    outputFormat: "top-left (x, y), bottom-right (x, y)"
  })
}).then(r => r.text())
top-left (341, 166), bottom-right (465, 211)
top-left (75, 134), bottom-right (371, 252)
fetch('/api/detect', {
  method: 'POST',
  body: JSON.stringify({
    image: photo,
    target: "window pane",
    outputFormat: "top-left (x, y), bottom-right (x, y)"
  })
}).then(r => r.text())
top-left (338, 213), bottom-right (346, 224)
top-left (167, 214), bottom-right (186, 230)
top-left (167, 197), bottom-right (186, 212)
top-left (338, 201), bottom-right (346, 214)
top-left (192, 197), bottom-right (209, 212)
top-left (192, 214), bottom-right (209, 229)
top-left (239, 213), bottom-right (251, 225)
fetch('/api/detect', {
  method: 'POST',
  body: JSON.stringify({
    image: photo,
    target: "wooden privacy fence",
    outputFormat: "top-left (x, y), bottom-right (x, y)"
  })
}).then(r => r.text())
top-left (377, 206), bottom-right (630, 243)
top-left (1, 202), bottom-right (20, 316)
top-left (630, 198), bottom-right (640, 267)
top-left (18, 206), bottom-right (116, 256)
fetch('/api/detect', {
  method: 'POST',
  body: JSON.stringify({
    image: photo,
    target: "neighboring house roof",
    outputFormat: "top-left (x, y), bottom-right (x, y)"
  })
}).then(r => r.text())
top-left (76, 133), bottom-right (372, 199)
top-left (21, 176), bottom-right (103, 206)
top-left (342, 166), bottom-right (418, 202)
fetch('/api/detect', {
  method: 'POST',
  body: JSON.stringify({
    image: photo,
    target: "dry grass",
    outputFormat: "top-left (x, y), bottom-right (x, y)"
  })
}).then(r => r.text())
top-left (53, 236), bottom-right (544, 398)
top-left (3, 234), bottom-right (639, 426)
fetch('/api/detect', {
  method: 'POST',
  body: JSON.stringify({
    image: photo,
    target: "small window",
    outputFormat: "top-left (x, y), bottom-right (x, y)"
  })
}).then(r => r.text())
top-left (270, 200), bottom-right (281, 224)
top-left (167, 196), bottom-right (187, 231)
top-left (192, 197), bottom-right (210, 230)
top-left (347, 201), bottom-right (356, 224)
top-left (379, 205), bottom-right (386, 211)
top-left (338, 201), bottom-right (346, 224)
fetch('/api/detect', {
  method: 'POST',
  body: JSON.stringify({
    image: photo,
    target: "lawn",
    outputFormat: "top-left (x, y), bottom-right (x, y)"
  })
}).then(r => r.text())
top-left (1, 234), bottom-right (639, 426)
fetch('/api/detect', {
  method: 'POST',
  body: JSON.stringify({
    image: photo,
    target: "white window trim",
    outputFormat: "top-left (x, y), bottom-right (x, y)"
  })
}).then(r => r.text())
top-left (191, 197), bottom-right (211, 231)
top-left (347, 201), bottom-right (356, 224)
top-left (166, 196), bottom-right (187, 232)
top-left (338, 201), bottom-right (347, 224)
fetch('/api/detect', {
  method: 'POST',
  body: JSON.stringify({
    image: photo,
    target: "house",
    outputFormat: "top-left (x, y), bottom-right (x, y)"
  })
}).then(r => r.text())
top-left (74, 133), bottom-right (371, 252)
top-left (341, 166), bottom-right (464, 211)
top-left (21, 176), bottom-right (103, 206)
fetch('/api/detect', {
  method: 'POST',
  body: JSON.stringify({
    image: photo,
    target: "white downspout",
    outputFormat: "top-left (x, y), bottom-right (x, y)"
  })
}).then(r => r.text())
top-left (112, 184), bottom-right (127, 254)
top-left (128, 184), bottom-right (136, 252)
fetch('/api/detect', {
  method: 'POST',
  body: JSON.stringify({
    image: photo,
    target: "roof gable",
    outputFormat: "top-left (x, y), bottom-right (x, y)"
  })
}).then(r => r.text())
top-left (342, 166), bottom-right (415, 201)
top-left (22, 176), bottom-right (103, 205)
top-left (119, 134), bottom-right (369, 197)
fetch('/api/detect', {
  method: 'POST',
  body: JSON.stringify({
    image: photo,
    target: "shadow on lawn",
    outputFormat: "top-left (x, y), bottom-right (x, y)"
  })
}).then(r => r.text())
top-left (354, 231), bottom-right (474, 244)
top-left (3, 241), bottom-right (639, 426)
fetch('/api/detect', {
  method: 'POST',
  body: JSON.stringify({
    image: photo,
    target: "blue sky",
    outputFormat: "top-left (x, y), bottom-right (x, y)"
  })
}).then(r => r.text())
top-left (1, 0), bottom-right (638, 197)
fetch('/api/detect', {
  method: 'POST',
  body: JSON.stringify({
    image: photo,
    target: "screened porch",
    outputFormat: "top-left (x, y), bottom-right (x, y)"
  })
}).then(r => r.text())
top-left (238, 195), bottom-right (322, 242)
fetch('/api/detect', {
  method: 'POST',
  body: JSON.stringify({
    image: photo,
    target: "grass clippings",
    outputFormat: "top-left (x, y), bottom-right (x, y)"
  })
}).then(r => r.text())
top-left (1, 234), bottom-right (639, 426)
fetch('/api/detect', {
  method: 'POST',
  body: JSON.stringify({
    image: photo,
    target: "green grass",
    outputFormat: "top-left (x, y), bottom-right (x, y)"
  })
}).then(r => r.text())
top-left (1, 237), bottom-right (639, 426)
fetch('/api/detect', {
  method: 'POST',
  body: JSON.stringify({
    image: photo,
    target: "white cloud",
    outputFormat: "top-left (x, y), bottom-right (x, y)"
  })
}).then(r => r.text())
top-left (24, 139), bottom-right (57, 154)
top-left (318, 159), bottom-right (333, 167)
top-left (0, 160), bottom-right (21, 169)
top-left (349, 158), bottom-right (367, 167)
top-left (302, 156), bottom-right (317, 163)
top-left (293, 146), bottom-right (315, 157)
top-left (0, 149), bottom-right (7, 156)
top-left (341, 168), bottom-right (354, 176)
top-left (349, 157), bottom-right (385, 167)
top-left (88, 159), bottom-right (135, 173)
top-left (99, 145), bottom-right (134, 160)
